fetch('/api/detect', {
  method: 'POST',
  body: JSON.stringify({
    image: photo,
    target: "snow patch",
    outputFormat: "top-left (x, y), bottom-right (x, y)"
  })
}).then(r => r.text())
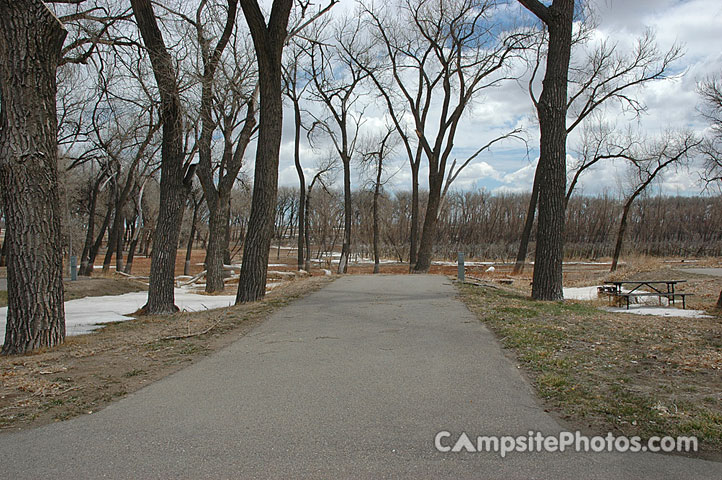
top-left (563, 286), bottom-right (604, 301)
top-left (603, 306), bottom-right (712, 318)
top-left (0, 287), bottom-right (237, 343)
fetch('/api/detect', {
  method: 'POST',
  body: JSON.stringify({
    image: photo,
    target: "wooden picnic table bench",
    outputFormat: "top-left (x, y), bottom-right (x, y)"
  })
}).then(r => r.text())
top-left (603, 280), bottom-right (693, 310)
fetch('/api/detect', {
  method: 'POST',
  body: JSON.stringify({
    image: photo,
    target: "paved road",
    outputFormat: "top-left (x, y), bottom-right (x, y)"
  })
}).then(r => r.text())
top-left (678, 267), bottom-right (722, 277)
top-left (0, 275), bottom-right (719, 479)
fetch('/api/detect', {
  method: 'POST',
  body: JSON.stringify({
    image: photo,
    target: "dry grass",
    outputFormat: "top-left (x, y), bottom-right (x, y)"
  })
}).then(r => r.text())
top-left (458, 281), bottom-right (722, 458)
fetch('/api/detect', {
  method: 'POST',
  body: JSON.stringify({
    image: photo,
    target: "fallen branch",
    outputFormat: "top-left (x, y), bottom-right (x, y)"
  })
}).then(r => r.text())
top-left (157, 312), bottom-right (230, 341)
top-left (177, 270), bottom-right (207, 287)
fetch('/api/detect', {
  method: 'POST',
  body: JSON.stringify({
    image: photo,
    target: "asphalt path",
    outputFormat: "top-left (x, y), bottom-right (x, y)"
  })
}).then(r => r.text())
top-left (678, 267), bottom-right (722, 277)
top-left (0, 275), bottom-right (719, 479)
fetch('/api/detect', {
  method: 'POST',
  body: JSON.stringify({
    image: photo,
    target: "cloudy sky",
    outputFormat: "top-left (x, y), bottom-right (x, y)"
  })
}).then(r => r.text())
top-left (263, 0), bottom-right (722, 197)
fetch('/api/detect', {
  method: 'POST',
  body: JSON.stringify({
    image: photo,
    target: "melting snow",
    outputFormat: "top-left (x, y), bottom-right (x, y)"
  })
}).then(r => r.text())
top-left (0, 287), bottom-right (237, 343)
top-left (603, 306), bottom-right (712, 318)
top-left (564, 286), bottom-right (710, 318)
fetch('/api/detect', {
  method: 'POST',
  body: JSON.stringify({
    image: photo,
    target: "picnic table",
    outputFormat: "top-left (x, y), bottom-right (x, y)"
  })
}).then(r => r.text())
top-left (602, 280), bottom-right (692, 309)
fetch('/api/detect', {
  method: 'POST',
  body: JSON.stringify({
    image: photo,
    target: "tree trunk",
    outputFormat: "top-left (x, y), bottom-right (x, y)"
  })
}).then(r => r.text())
top-left (79, 177), bottom-right (101, 276)
top-left (82, 199), bottom-right (113, 276)
top-left (205, 193), bottom-right (230, 292)
top-left (413, 172), bottom-right (443, 273)
top-left (337, 156), bottom-right (352, 274)
top-left (520, 0), bottom-right (574, 301)
top-left (132, 0), bottom-right (189, 314)
top-left (223, 202), bottom-right (232, 265)
top-left (409, 160), bottom-right (420, 270)
top-left (236, 0), bottom-right (292, 303)
top-left (294, 100), bottom-right (305, 271)
top-left (124, 236), bottom-right (139, 274)
top-left (0, 0), bottom-right (67, 354)
top-left (512, 167), bottom-right (541, 274)
top-left (717, 290), bottom-right (722, 309)
top-left (373, 168), bottom-right (382, 274)
top-left (0, 234), bottom-right (6, 268)
top-left (611, 199), bottom-right (634, 272)
top-left (304, 185), bottom-right (313, 272)
top-left (184, 201), bottom-right (199, 276)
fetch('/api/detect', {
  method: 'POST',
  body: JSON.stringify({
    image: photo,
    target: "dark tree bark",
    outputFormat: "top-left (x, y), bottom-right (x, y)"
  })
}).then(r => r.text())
top-left (414, 171), bottom-right (444, 272)
top-left (292, 92), bottom-right (306, 271)
top-left (610, 200), bottom-right (633, 273)
top-left (0, 0), bottom-right (67, 354)
top-left (409, 159), bottom-right (420, 268)
top-left (193, 0), bottom-right (249, 293)
top-left (518, 0), bottom-right (574, 301)
top-left (81, 194), bottom-right (113, 276)
top-left (372, 158), bottom-right (383, 274)
top-left (131, 0), bottom-right (190, 314)
top-left (512, 167), bottom-right (540, 274)
top-left (184, 193), bottom-right (201, 276)
top-left (236, 0), bottom-right (293, 303)
top-left (79, 173), bottom-right (104, 276)
top-left (0, 232), bottom-right (6, 268)
top-left (339, 154), bottom-right (352, 273)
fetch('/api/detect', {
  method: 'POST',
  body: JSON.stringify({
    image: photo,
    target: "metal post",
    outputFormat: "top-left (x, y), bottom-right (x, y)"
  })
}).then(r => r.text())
top-left (70, 255), bottom-right (78, 281)
top-left (457, 251), bottom-right (465, 283)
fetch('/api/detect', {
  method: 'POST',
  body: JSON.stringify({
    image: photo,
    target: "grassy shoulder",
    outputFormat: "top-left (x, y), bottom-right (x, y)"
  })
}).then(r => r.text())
top-left (457, 282), bottom-right (722, 455)
top-left (0, 276), bottom-right (332, 432)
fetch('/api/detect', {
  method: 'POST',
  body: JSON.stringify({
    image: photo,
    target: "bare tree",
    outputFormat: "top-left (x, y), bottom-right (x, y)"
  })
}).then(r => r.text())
top-left (697, 75), bottom-right (722, 307)
top-left (189, 0), bottom-right (259, 293)
top-left (609, 130), bottom-right (700, 271)
top-left (236, 0), bottom-right (337, 302)
top-left (516, 0), bottom-right (574, 300)
top-left (235, 0), bottom-right (294, 302)
top-left (363, 0), bottom-right (527, 273)
top-left (359, 126), bottom-right (398, 273)
top-left (0, 0), bottom-right (67, 354)
top-left (698, 76), bottom-right (722, 186)
top-left (282, 38), bottom-right (311, 271)
top-left (512, 19), bottom-right (683, 275)
top-left (131, 0), bottom-right (196, 313)
top-left (306, 15), bottom-right (370, 274)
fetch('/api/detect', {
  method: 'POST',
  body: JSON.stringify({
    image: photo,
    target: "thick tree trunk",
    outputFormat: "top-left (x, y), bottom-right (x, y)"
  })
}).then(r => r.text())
top-left (0, 234), bottom-right (6, 268)
top-left (512, 167), bottom-right (541, 274)
top-left (0, 0), bottom-right (67, 354)
top-left (132, 0), bottom-right (189, 314)
top-left (409, 161), bottom-right (420, 269)
top-left (717, 290), bottom-right (722, 309)
top-left (205, 193), bottom-right (230, 292)
top-left (521, 0), bottom-right (574, 301)
top-left (337, 156), bottom-right (352, 274)
top-left (413, 173), bottom-right (443, 273)
top-left (236, 0), bottom-right (292, 303)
